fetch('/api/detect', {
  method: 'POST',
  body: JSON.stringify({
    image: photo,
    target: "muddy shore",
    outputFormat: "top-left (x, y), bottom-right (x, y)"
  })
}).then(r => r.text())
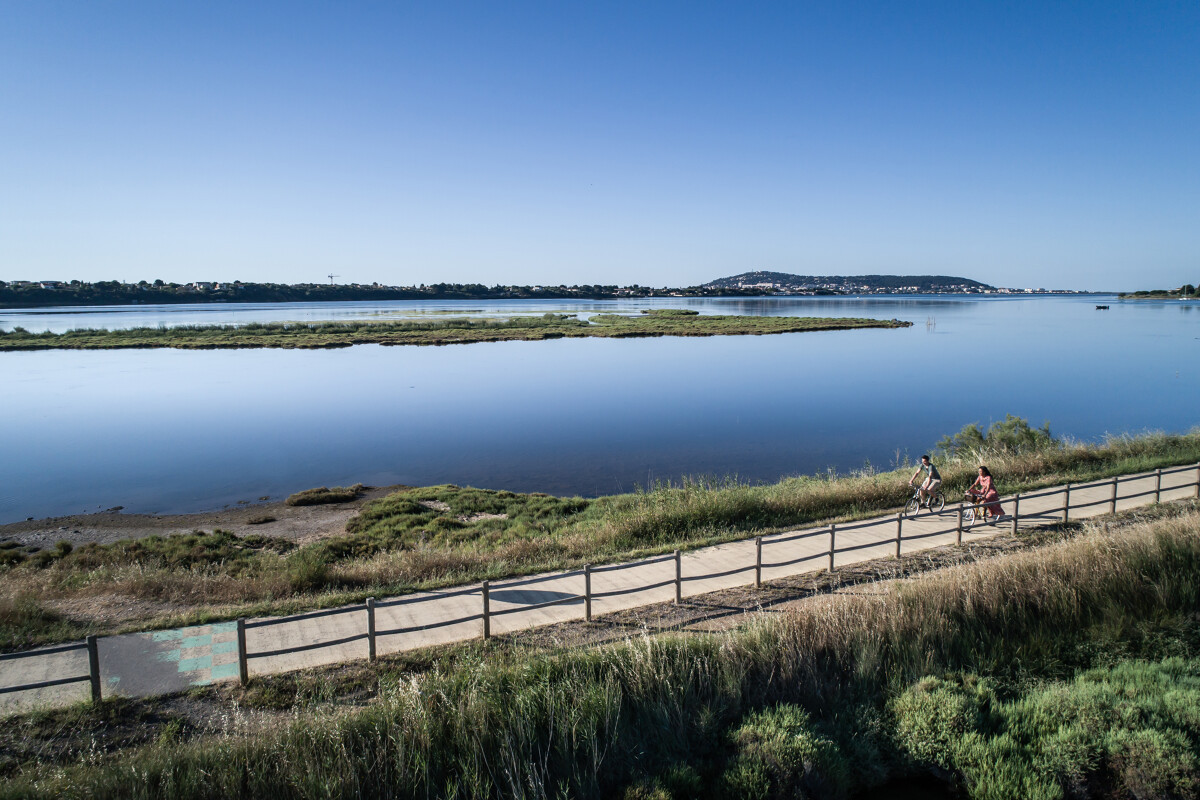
top-left (0, 486), bottom-right (405, 550)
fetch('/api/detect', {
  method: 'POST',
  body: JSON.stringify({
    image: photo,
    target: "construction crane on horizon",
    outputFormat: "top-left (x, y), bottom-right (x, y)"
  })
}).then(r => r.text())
top-left (328, 274), bottom-right (339, 285)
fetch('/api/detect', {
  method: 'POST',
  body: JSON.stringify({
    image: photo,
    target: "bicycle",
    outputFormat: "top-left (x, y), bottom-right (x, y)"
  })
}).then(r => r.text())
top-left (904, 484), bottom-right (945, 516)
top-left (962, 491), bottom-right (1002, 525)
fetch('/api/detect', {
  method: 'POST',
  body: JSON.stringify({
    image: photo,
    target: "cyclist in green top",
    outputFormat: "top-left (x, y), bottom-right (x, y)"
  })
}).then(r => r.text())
top-left (908, 455), bottom-right (943, 508)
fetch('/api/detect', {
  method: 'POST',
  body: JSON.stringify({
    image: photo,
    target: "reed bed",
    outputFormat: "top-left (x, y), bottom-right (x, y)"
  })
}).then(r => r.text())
top-left (5, 507), bottom-right (1200, 799)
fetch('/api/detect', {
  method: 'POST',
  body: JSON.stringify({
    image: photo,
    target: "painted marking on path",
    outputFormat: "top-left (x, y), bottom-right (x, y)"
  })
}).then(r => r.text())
top-left (147, 622), bottom-right (240, 686)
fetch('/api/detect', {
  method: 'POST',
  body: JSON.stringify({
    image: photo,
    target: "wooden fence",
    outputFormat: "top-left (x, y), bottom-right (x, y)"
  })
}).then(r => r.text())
top-left (228, 462), bottom-right (1200, 686)
top-left (2, 463), bottom-right (1198, 698)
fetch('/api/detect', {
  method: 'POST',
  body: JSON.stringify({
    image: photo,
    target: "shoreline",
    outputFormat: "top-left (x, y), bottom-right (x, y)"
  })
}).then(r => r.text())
top-left (0, 485), bottom-right (406, 550)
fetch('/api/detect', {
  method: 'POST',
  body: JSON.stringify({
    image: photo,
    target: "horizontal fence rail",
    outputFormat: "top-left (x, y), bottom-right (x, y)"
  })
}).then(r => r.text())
top-left (244, 604), bottom-right (361, 630)
top-left (590, 552), bottom-right (677, 572)
top-left (0, 638), bottom-right (100, 702)
top-left (489, 594), bottom-right (583, 616)
top-left (767, 528), bottom-right (832, 546)
top-left (590, 578), bottom-right (678, 599)
top-left (760, 551), bottom-right (829, 570)
top-left (376, 585), bottom-right (481, 608)
top-left (376, 612), bottom-right (484, 638)
top-left (5, 464), bottom-right (1198, 704)
top-left (493, 569), bottom-right (585, 590)
top-left (682, 563), bottom-right (756, 583)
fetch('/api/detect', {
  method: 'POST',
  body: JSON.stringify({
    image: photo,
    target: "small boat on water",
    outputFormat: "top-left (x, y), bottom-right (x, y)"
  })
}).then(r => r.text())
top-left (1096, 305), bottom-right (1110, 310)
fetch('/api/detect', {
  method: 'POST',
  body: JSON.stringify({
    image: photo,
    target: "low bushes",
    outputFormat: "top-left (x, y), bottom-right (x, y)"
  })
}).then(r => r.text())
top-left (891, 660), bottom-right (1200, 799)
top-left (285, 484), bottom-right (365, 506)
top-left (718, 705), bottom-right (852, 800)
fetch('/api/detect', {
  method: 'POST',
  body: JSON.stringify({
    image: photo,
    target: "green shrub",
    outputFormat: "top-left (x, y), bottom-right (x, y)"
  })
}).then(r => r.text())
top-left (1105, 727), bottom-right (1197, 799)
top-left (0, 545), bottom-right (24, 567)
top-left (337, 485), bottom-right (591, 560)
top-left (61, 530), bottom-right (292, 572)
top-left (891, 657), bottom-right (1200, 800)
top-left (285, 484), bottom-right (365, 506)
top-left (283, 548), bottom-right (330, 593)
top-left (937, 414), bottom-right (1057, 459)
top-left (891, 675), bottom-right (995, 771)
top-left (720, 705), bottom-right (851, 800)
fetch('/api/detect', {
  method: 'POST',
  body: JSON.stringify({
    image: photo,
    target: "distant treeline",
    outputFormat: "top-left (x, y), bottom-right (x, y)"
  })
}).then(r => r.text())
top-left (1119, 283), bottom-right (1199, 299)
top-left (0, 280), bottom-right (767, 309)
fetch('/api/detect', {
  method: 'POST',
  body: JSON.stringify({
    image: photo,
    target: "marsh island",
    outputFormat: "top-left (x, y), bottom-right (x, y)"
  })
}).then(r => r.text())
top-left (0, 309), bottom-right (911, 351)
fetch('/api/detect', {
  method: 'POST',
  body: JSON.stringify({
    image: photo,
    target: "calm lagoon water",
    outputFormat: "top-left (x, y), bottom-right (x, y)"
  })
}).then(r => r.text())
top-left (1, 295), bottom-right (1197, 522)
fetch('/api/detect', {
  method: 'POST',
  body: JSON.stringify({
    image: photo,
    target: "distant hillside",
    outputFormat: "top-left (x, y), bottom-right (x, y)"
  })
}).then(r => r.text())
top-left (704, 271), bottom-right (994, 294)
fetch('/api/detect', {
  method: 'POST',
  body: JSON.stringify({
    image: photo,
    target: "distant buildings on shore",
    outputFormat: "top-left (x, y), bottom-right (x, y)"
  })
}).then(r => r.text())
top-left (0, 274), bottom-right (1088, 308)
top-left (700, 271), bottom-right (1084, 295)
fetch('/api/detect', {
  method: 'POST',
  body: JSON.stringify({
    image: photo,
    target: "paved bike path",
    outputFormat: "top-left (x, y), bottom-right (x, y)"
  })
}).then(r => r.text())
top-left (3, 467), bottom-right (1195, 714)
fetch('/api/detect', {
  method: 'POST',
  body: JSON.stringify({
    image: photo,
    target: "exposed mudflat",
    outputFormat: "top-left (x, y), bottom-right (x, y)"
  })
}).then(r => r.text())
top-left (0, 485), bottom-right (406, 550)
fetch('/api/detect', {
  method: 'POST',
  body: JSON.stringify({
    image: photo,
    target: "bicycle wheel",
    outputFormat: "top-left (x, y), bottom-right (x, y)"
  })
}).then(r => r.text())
top-left (928, 492), bottom-right (945, 513)
top-left (963, 506), bottom-right (976, 525)
top-left (904, 495), bottom-right (921, 516)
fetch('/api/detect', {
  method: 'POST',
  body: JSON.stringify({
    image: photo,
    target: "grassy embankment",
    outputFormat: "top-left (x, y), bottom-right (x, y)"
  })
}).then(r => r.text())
top-left (4, 503), bottom-right (1200, 798)
top-left (2, 424), bottom-right (1199, 648)
top-left (0, 309), bottom-right (909, 350)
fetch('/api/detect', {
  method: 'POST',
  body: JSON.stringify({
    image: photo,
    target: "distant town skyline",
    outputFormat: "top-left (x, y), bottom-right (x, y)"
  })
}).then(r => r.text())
top-left (2, 2), bottom-right (1197, 292)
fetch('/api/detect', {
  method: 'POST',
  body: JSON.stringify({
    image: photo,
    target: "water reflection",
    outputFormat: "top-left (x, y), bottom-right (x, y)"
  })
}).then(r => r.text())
top-left (1, 295), bottom-right (1196, 521)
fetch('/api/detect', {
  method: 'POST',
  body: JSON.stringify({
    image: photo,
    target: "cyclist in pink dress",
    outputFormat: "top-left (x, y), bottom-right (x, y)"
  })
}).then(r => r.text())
top-left (967, 465), bottom-right (1005, 521)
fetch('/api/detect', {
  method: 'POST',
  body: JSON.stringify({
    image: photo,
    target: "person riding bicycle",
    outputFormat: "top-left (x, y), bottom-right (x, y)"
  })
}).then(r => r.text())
top-left (908, 455), bottom-right (942, 508)
top-left (967, 465), bottom-right (1005, 521)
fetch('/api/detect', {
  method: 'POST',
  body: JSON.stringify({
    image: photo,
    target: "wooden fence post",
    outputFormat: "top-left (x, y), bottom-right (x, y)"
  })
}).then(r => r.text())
top-left (1155, 468), bottom-right (1162, 504)
top-left (1110, 476), bottom-right (1118, 514)
top-left (1195, 463), bottom-right (1200, 499)
top-left (237, 618), bottom-right (248, 686)
top-left (1062, 483), bottom-right (1071, 523)
top-left (895, 514), bottom-right (903, 558)
top-left (956, 505), bottom-right (964, 545)
top-left (584, 565), bottom-right (592, 622)
top-left (366, 598), bottom-right (377, 662)
top-left (754, 537), bottom-right (762, 588)
top-left (86, 635), bottom-right (101, 703)
top-left (828, 524), bottom-right (836, 573)
top-left (482, 581), bottom-right (491, 640)
top-left (674, 550), bottom-right (682, 604)
top-left (1011, 495), bottom-right (1020, 535)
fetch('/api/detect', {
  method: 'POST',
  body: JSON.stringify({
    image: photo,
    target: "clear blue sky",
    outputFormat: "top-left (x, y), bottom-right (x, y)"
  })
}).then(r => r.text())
top-left (2, 1), bottom-right (1197, 291)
